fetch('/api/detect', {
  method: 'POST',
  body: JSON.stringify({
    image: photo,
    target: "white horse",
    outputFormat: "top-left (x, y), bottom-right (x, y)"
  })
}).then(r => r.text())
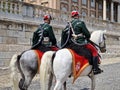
top-left (9, 45), bottom-right (55, 90)
top-left (10, 51), bottom-right (39, 90)
top-left (40, 30), bottom-right (106, 90)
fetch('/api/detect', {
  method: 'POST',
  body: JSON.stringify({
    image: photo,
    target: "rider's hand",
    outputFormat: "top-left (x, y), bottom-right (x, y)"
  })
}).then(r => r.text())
top-left (72, 34), bottom-right (78, 39)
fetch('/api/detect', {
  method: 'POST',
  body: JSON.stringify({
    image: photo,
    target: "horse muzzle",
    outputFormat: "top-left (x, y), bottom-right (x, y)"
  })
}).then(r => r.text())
top-left (100, 47), bottom-right (106, 53)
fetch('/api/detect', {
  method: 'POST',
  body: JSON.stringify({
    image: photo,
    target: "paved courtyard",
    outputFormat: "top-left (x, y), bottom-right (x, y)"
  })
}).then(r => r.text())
top-left (0, 57), bottom-right (120, 90)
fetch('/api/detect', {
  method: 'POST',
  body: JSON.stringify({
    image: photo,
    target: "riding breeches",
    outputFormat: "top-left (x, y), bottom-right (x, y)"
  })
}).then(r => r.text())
top-left (84, 43), bottom-right (98, 57)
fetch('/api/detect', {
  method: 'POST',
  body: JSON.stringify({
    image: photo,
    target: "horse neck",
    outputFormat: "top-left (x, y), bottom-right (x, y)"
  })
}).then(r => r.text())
top-left (90, 31), bottom-right (101, 45)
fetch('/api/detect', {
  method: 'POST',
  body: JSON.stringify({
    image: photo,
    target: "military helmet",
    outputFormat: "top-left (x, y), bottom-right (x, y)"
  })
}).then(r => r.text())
top-left (43, 14), bottom-right (52, 20)
top-left (71, 11), bottom-right (79, 17)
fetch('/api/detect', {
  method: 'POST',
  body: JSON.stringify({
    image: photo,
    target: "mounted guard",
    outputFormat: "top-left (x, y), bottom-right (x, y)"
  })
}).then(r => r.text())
top-left (32, 14), bottom-right (58, 51)
top-left (61, 10), bottom-right (103, 75)
top-left (10, 14), bottom-right (58, 90)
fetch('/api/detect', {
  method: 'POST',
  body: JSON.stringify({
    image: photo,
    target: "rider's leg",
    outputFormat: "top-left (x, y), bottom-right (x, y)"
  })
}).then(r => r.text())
top-left (92, 56), bottom-right (103, 74)
top-left (85, 43), bottom-right (103, 74)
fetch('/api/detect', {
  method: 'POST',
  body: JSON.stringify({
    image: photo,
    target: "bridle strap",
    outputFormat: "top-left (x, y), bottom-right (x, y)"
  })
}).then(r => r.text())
top-left (87, 39), bottom-right (101, 48)
top-left (99, 40), bottom-right (106, 49)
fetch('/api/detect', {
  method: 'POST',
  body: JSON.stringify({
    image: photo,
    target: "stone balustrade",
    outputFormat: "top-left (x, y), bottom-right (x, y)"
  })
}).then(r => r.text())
top-left (0, 0), bottom-right (120, 35)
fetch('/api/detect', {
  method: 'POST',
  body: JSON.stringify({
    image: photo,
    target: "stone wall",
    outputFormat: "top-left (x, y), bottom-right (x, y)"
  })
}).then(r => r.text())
top-left (0, 20), bottom-right (63, 67)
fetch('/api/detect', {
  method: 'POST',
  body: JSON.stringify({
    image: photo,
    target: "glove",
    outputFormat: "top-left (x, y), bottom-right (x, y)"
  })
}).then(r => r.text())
top-left (72, 34), bottom-right (78, 39)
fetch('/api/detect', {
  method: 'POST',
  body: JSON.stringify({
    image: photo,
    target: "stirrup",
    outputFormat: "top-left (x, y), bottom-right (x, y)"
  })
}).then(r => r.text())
top-left (93, 69), bottom-right (103, 75)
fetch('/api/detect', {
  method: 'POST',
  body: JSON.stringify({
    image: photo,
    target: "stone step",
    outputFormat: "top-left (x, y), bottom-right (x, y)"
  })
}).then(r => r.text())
top-left (100, 53), bottom-right (120, 59)
top-left (106, 45), bottom-right (120, 53)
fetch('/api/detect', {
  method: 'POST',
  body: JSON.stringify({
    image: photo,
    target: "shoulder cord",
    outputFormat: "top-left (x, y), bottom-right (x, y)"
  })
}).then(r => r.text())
top-left (31, 23), bottom-right (47, 49)
top-left (69, 21), bottom-right (101, 48)
top-left (68, 21), bottom-right (83, 40)
top-left (61, 22), bottom-right (71, 48)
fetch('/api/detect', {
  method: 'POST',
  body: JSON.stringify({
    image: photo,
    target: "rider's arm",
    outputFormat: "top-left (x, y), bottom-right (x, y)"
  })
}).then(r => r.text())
top-left (61, 25), bottom-right (70, 47)
top-left (61, 30), bottom-right (66, 46)
top-left (32, 30), bottom-right (38, 46)
top-left (48, 26), bottom-right (57, 46)
top-left (80, 21), bottom-right (90, 39)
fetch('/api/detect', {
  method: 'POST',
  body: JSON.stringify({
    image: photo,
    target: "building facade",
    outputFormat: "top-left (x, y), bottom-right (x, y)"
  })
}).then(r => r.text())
top-left (23, 0), bottom-right (120, 22)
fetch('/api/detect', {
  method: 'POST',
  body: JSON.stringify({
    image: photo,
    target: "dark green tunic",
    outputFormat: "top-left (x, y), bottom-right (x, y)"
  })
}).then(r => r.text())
top-left (61, 18), bottom-right (90, 46)
top-left (32, 23), bottom-right (56, 47)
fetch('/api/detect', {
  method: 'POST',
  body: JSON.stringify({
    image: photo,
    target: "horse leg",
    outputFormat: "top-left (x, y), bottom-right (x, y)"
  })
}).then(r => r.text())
top-left (88, 71), bottom-right (95, 90)
top-left (63, 82), bottom-right (67, 90)
top-left (48, 72), bottom-right (53, 90)
top-left (54, 80), bottom-right (63, 90)
top-left (19, 78), bottom-right (25, 90)
top-left (53, 72), bottom-right (69, 90)
top-left (19, 61), bottom-right (37, 90)
top-left (53, 49), bottom-right (72, 90)
top-left (53, 77), bottom-right (67, 90)
top-left (19, 69), bottom-right (36, 90)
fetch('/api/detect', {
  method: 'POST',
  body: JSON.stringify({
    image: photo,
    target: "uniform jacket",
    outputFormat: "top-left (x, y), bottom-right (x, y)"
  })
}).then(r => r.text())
top-left (32, 23), bottom-right (56, 47)
top-left (61, 18), bottom-right (90, 47)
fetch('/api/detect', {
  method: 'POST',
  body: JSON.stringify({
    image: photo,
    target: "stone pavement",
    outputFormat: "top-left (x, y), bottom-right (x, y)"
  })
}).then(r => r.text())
top-left (0, 57), bottom-right (120, 90)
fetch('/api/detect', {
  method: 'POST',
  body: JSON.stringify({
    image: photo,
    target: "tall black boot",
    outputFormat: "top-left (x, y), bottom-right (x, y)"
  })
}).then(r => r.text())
top-left (92, 56), bottom-right (103, 75)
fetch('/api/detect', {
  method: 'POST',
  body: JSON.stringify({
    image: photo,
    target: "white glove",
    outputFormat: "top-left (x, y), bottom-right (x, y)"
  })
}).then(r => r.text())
top-left (72, 34), bottom-right (78, 39)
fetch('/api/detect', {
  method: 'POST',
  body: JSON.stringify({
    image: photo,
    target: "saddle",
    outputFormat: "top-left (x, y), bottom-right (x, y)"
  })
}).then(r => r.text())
top-left (66, 43), bottom-right (93, 65)
top-left (32, 44), bottom-right (58, 52)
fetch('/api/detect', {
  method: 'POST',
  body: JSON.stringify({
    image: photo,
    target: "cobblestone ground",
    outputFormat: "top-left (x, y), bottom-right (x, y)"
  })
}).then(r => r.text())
top-left (0, 57), bottom-right (120, 90)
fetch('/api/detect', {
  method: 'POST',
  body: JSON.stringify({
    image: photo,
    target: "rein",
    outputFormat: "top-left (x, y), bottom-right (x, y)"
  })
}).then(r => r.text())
top-left (87, 39), bottom-right (101, 48)
top-left (88, 39), bottom-right (106, 51)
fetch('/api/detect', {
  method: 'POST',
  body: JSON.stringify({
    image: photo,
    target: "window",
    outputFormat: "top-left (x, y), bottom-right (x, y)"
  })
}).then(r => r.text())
top-left (91, 0), bottom-right (95, 8)
top-left (82, 11), bottom-right (87, 16)
top-left (72, 0), bottom-right (78, 2)
top-left (29, 0), bottom-right (36, 2)
top-left (61, 7), bottom-right (68, 19)
top-left (82, 0), bottom-right (87, 5)
top-left (91, 12), bottom-right (95, 17)
top-left (99, 16), bottom-right (102, 19)
top-left (98, 1), bottom-right (102, 10)
top-left (61, 7), bottom-right (67, 11)
top-left (107, 3), bottom-right (110, 11)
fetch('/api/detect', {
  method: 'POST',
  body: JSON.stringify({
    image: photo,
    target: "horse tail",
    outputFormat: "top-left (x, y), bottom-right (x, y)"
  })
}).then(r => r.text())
top-left (40, 51), bottom-right (55, 90)
top-left (9, 54), bottom-right (21, 90)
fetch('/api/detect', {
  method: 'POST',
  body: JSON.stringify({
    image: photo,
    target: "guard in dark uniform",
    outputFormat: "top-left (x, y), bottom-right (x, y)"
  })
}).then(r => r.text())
top-left (61, 11), bottom-right (103, 74)
top-left (32, 14), bottom-right (57, 51)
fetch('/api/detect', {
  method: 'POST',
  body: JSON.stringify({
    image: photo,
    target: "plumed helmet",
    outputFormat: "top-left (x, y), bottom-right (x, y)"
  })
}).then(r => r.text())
top-left (43, 14), bottom-right (52, 20)
top-left (71, 11), bottom-right (79, 17)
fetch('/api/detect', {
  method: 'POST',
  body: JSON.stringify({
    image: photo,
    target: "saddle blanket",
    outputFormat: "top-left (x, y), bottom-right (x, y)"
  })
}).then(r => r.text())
top-left (34, 50), bottom-right (44, 71)
top-left (33, 47), bottom-right (58, 72)
top-left (68, 49), bottom-right (89, 83)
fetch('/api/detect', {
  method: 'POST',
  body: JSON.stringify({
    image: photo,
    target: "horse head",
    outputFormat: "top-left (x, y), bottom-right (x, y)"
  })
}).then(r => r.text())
top-left (90, 30), bottom-right (107, 53)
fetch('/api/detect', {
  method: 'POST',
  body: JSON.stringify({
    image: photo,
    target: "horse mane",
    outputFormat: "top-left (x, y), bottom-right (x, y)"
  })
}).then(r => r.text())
top-left (66, 42), bottom-right (92, 64)
top-left (90, 30), bottom-right (104, 44)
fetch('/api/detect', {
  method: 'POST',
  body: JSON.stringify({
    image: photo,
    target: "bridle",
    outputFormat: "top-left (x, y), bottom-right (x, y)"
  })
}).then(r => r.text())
top-left (99, 34), bottom-right (106, 52)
